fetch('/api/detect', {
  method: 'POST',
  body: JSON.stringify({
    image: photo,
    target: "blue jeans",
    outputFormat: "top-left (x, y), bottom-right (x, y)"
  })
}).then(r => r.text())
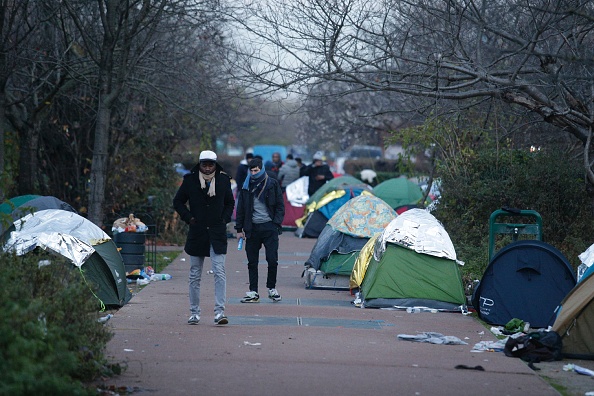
top-left (189, 245), bottom-right (226, 316)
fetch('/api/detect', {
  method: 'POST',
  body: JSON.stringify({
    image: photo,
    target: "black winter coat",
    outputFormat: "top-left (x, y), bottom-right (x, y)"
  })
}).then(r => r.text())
top-left (235, 176), bottom-right (285, 238)
top-left (173, 163), bottom-right (234, 256)
top-left (300, 163), bottom-right (334, 195)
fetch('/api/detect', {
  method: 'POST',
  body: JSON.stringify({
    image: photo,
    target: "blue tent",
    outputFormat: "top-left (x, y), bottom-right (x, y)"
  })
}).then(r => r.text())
top-left (472, 240), bottom-right (576, 328)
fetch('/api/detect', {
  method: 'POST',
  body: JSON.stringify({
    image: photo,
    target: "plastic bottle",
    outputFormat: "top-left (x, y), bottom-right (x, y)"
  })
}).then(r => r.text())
top-left (150, 274), bottom-right (172, 281)
top-left (97, 314), bottom-right (113, 323)
top-left (237, 237), bottom-right (244, 250)
top-left (577, 263), bottom-right (588, 282)
top-left (406, 307), bottom-right (421, 313)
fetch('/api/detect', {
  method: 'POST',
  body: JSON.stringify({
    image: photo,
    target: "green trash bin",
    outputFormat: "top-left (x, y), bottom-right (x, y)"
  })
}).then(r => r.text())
top-left (488, 208), bottom-right (542, 262)
top-left (114, 232), bottom-right (146, 273)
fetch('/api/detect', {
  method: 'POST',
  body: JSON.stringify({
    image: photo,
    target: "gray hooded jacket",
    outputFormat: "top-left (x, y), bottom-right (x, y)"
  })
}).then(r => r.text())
top-left (278, 159), bottom-right (300, 188)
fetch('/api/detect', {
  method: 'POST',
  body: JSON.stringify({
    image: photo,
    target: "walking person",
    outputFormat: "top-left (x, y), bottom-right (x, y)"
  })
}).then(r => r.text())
top-left (173, 150), bottom-right (235, 325)
top-left (235, 152), bottom-right (254, 188)
top-left (264, 152), bottom-right (283, 180)
top-left (235, 157), bottom-right (285, 303)
top-left (278, 154), bottom-right (301, 191)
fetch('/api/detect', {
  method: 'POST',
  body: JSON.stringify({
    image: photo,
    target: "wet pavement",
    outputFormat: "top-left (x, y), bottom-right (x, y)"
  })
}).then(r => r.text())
top-left (96, 233), bottom-right (565, 396)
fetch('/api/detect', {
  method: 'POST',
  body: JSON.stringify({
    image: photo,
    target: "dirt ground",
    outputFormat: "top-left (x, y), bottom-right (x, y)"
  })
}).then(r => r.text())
top-left (533, 358), bottom-right (594, 395)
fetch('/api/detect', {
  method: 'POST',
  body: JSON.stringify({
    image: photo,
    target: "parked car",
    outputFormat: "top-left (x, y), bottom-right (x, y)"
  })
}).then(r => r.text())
top-left (347, 145), bottom-right (383, 159)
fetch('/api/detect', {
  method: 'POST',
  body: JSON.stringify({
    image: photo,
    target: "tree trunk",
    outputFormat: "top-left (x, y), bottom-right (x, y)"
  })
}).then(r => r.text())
top-left (17, 123), bottom-right (39, 195)
top-left (0, 95), bottom-right (5, 202)
top-left (87, 98), bottom-right (111, 226)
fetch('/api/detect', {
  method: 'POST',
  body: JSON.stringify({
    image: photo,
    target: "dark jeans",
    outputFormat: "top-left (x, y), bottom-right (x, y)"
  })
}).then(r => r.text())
top-left (245, 221), bottom-right (279, 293)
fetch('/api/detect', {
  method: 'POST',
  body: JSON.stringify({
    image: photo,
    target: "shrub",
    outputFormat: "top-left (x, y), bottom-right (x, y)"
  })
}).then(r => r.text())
top-left (0, 251), bottom-right (115, 394)
top-left (434, 144), bottom-right (594, 277)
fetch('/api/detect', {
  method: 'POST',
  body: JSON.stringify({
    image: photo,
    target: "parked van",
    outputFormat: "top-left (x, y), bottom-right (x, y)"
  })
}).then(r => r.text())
top-left (251, 145), bottom-right (288, 162)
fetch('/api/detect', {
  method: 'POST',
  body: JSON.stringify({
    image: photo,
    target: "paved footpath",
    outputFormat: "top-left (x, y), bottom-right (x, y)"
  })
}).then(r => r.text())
top-left (97, 233), bottom-right (560, 396)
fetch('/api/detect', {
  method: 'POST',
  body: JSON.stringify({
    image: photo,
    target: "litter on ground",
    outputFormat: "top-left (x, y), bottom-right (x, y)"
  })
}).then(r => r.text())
top-left (397, 332), bottom-right (468, 345)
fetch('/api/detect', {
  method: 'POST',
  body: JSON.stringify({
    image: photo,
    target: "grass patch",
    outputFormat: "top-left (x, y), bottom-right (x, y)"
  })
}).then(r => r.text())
top-left (156, 251), bottom-right (182, 272)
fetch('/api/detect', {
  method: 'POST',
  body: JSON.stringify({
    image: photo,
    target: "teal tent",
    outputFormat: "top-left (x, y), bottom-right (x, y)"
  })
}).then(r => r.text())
top-left (373, 177), bottom-right (423, 209)
top-left (306, 175), bottom-right (365, 206)
top-left (1, 195), bottom-right (76, 238)
top-left (0, 194), bottom-right (40, 215)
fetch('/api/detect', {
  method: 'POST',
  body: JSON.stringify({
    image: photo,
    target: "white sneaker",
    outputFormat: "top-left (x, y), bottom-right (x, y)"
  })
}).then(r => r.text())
top-left (268, 288), bottom-right (282, 302)
top-left (188, 314), bottom-right (200, 325)
top-left (214, 313), bottom-right (228, 325)
top-left (240, 291), bottom-right (260, 303)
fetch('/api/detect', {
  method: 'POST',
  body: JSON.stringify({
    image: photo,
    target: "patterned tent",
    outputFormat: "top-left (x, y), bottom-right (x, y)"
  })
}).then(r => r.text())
top-left (327, 194), bottom-right (397, 238)
top-left (303, 195), bottom-right (397, 289)
top-left (297, 176), bottom-right (372, 238)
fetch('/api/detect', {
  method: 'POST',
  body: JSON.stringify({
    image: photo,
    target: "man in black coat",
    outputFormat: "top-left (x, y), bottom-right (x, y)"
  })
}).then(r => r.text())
top-left (235, 157), bottom-right (285, 303)
top-left (173, 150), bottom-right (235, 325)
top-left (300, 151), bottom-right (334, 196)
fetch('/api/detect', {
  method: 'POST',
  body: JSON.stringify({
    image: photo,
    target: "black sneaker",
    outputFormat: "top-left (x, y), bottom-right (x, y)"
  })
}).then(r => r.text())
top-left (214, 313), bottom-right (228, 325)
top-left (188, 314), bottom-right (200, 325)
top-left (240, 291), bottom-right (260, 303)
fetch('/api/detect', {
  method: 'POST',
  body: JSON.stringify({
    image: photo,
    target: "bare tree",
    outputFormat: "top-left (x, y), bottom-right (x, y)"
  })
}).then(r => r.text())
top-left (228, 0), bottom-right (594, 183)
top-left (0, 1), bottom-right (65, 198)
top-left (300, 80), bottom-right (419, 152)
top-left (60, 0), bottom-right (225, 225)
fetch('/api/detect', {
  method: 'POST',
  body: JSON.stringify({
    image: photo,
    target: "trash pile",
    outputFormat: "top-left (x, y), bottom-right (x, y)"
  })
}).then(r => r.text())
top-left (470, 318), bottom-right (563, 371)
top-left (126, 266), bottom-right (171, 285)
top-left (112, 213), bottom-right (148, 233)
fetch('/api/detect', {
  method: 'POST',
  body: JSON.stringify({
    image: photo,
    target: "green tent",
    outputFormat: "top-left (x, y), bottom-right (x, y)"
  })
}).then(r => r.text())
top-left (319, 195), bottom-right (397, 277)
top-left (320, 251), bottom-right (361, 276)
top-left (361, 243), bottom-right (466, 310)
top-left (3, 209), bottom-right (131, 308)
top-left (357, 208), bottom-right (464, 310)
top-left (373, 177), bottom-right (423, 209)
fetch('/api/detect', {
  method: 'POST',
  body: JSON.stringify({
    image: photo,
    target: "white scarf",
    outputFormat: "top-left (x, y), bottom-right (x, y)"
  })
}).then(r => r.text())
top-left (199, 172), bottom-right (216, 197)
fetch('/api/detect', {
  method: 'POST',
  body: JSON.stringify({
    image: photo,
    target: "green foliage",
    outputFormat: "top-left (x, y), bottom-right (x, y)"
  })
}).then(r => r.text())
top-left (434, 141), bottom-right (594, 276)
top-left (0, 252), bottom-right (116, 394)
top-left (391, 118), bottom-right (594, 288)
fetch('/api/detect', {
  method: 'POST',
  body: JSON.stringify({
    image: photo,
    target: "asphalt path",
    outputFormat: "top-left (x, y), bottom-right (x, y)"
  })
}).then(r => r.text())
top-left (96, 233), bottom-right (566, 396)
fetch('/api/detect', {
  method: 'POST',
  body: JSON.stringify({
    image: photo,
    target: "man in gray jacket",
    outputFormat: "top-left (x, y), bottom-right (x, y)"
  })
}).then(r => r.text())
top-left (278, 154), bottom-right (301, 190)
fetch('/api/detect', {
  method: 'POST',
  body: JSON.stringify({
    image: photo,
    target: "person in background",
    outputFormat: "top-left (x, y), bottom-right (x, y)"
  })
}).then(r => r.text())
top-left (278, 154), bottom-right (300, 191)
top-left (235, 152), bottom-right (254, 188)
top-left (173, 150), bottom-right (234, 326)
top-left (300, 151), bottom-right (334, 195)
top-left (295, 157), bottom-right (303, 170)
top-left (235, 157), bottom-right (285, 303)
top-left (264, 152), bottom-right (283, 180)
